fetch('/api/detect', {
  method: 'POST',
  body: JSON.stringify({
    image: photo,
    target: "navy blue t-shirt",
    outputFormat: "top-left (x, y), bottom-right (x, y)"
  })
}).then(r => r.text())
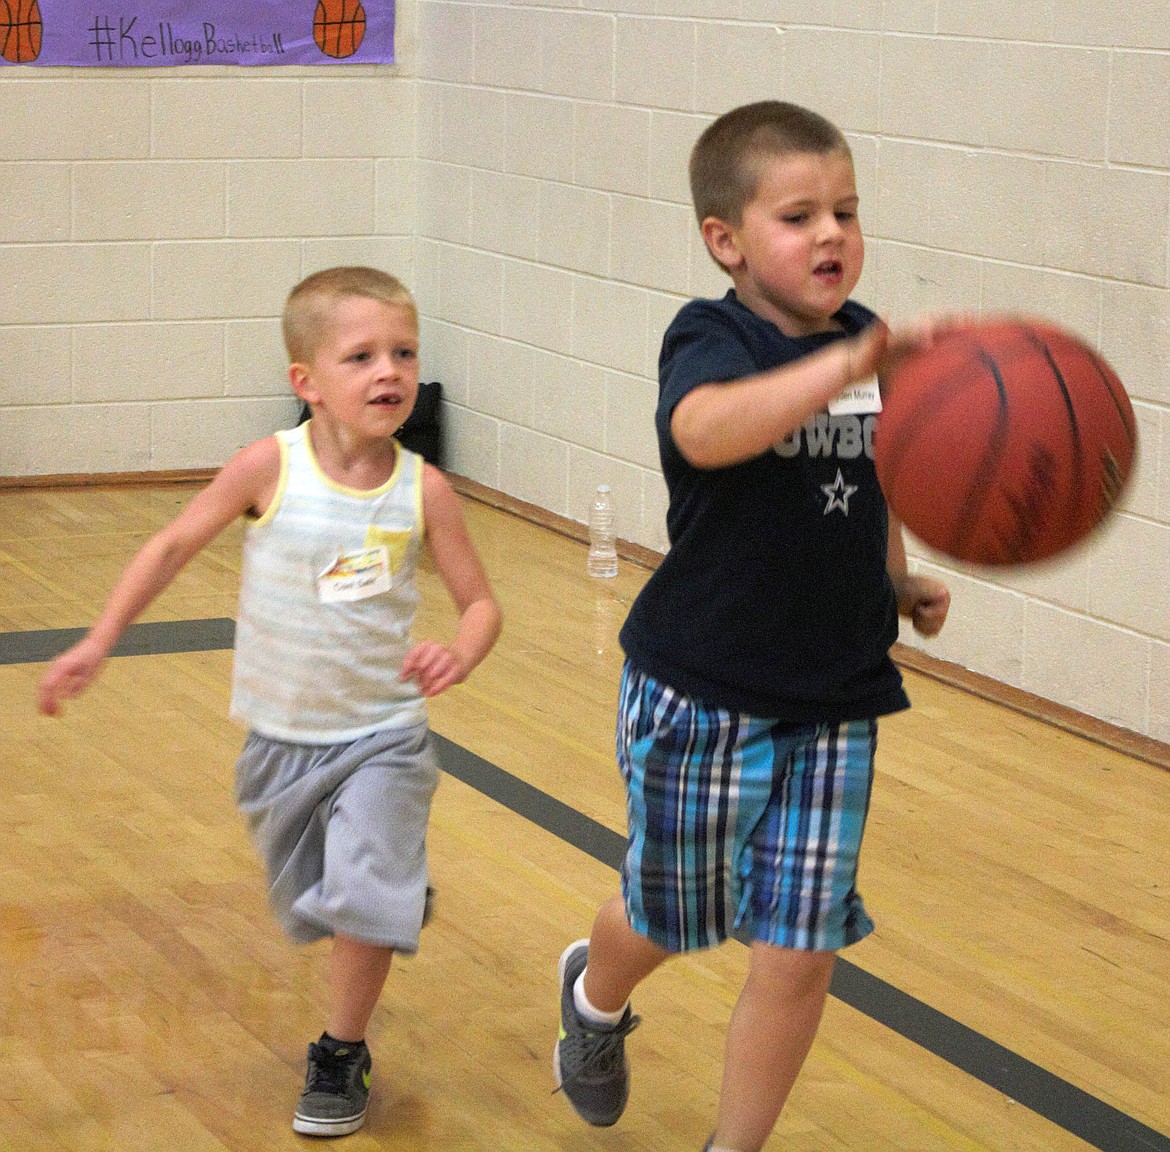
top-left (619, 290), bottom-right (909, 722)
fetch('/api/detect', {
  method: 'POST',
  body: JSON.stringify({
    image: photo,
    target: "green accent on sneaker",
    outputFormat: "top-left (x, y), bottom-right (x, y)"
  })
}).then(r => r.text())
top-left (553, 938), bottom-right (641, 1128)
top-left (292, 1038), bottom-right (372, 1137)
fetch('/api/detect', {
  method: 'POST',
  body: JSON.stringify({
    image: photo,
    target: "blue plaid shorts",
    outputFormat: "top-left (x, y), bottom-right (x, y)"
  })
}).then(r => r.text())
top-left (617, 661), bottom-right (877, 953)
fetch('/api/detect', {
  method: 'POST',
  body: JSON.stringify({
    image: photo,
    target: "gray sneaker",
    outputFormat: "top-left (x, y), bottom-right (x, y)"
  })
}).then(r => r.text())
top-left (292, 1036), bottom-right (372, 1137)
top-left (553, 938), bottom-right (641, 1127)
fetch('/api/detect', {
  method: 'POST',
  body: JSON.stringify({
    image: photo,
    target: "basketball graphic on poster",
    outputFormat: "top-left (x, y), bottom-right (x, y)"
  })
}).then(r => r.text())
top-left (313, 0), bottom-right (366, 58)
top-left (1, 0), bottom-right (43, 64)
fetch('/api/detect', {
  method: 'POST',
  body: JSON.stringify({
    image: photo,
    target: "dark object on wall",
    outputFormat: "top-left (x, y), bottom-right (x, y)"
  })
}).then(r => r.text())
top-left (298, 380), bottom-right (444, 467)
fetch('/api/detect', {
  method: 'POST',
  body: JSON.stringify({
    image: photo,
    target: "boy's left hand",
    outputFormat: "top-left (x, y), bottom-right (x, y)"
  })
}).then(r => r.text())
top-left (891, 573), bottom-right (951, 637)
top-left (401, 640), bottom-right (469, 697)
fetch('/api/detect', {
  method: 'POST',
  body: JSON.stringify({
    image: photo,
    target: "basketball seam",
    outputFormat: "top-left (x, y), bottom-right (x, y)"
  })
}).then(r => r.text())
top-left (1091, 357), bottom-right (1137, 439)
top-left (1026, 332), bottom-right (1086, 559)
top-left (879, 340), bottom-right (987, 480)
top-left (950, 348), bottom-right (1011, 560)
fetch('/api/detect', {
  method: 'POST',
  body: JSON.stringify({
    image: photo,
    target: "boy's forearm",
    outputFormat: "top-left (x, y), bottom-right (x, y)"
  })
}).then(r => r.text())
top-left (673, 341), bottom-right (854, 469)
top-left (80, 462), bottom-right (252, 655)
top-left (85, 533), bottom-right (198, 653)
top-left (886, 511), bottom-right (909, 578)
top-left (449, 597), bottom-right (502, 675)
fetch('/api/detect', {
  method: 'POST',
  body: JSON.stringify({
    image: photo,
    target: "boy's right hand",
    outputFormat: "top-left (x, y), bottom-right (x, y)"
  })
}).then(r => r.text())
top-left (843, 319), bottom-right (891, 383)
top-left (37, 638), bottom-right (107, 716)
top-left (871, 314), bottom-right (975, 387)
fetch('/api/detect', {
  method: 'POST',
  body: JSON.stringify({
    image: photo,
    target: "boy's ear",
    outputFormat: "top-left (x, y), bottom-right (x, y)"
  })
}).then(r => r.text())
top-left (288, 362), bottom-right (320, 405)
top-left (700, 216), bottom-right (742, 271)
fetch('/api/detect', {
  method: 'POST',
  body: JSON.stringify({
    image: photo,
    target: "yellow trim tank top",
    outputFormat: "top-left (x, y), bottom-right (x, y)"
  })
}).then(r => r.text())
top-left (230, 423), bottom-right (427, 743)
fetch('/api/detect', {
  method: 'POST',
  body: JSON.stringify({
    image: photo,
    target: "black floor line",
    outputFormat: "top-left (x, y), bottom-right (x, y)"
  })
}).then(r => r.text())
top-left (432, 735), bottom-right (1167, 1152)
top-left (1, 618), bottom-right (238, 664)
top-left (5, 619), bottom-right (1167, 1151)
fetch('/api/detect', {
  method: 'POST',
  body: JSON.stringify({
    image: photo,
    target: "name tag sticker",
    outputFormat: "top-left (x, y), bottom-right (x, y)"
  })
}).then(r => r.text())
top-left (317, 546), bottom-right (391, 603)
top-left (829, 375), bottom-right (882, 416)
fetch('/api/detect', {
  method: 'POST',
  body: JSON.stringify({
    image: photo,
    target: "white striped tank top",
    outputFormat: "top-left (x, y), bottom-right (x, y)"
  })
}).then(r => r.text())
top-left (230, 423), bottom-right (427, 743)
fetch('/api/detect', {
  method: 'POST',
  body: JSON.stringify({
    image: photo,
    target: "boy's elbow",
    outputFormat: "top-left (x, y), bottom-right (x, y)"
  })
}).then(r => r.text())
top-left (671, 414), bottom-right (719, 469)
top-left (681, 443), bottom-right (725, 469)
top-left (673, 428), bottom-right (733, 470)
top-left (478, 600), bottom-right (503, 661)
top-left (478, 595), bottom-right (503, 639)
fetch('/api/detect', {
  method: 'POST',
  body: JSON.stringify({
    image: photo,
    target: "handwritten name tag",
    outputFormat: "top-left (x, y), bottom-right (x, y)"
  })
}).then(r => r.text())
top-left (829, 375), bottom-right (882, 416)
top-left (317, 546), bottom-right (392, 603)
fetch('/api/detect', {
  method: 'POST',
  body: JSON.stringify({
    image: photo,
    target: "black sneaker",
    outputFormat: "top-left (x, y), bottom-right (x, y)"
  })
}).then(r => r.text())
top-left (292, 1036), bottom-right (372, 1137)
top-left (553, 938), bottom-right (641, 1127)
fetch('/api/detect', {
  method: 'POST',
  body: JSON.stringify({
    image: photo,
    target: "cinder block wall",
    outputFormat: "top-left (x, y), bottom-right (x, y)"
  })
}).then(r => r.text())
top-left (0, 37), bottom-right (418, 473)
top-left (2, 2), bottom-right (1169, 741)
top-left (412, 2), bottom-right (1170, 742)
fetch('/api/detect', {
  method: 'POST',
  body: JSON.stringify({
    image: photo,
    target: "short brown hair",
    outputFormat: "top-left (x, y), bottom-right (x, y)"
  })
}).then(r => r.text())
top-left (689, 102), bottom-right (850, 227)
top-left (282, 266), bottom-right (416, 363)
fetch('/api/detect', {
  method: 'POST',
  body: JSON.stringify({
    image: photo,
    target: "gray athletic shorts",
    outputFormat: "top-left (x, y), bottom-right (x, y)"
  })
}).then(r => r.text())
top-left (234, 723), bottom-right (439, 950)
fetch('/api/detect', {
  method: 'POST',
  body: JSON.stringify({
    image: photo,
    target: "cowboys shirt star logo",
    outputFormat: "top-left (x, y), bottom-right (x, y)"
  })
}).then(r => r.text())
top-left (821, 468), bottom-right (858, 515)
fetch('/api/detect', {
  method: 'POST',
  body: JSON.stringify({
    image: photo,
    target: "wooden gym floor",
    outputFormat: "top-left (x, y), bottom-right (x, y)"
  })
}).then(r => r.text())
top-left (0, 480), bottom-right (1167, 1152)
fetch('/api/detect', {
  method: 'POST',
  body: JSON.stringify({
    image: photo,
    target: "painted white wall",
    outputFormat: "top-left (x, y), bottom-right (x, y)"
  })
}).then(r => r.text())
top-left (2, 2), bottom-right (1169, 743)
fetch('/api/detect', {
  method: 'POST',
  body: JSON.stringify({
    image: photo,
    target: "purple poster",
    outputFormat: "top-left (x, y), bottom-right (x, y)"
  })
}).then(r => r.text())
top-left (1, 1), bottom-right (393, 67)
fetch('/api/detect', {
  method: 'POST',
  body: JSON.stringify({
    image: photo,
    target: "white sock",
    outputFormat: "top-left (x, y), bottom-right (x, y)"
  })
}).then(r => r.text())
top-left (573, 970), bottom-right (627, 1027)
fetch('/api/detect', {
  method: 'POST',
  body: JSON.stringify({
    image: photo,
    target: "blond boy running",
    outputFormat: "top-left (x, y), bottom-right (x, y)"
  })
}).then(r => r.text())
top-left (39, 266), bottom-right (502, 1137)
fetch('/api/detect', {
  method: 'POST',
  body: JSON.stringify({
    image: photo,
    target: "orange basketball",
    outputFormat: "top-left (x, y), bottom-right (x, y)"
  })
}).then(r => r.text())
top-left (1, 0), bottom-right (43, 64)
top-left (874, 317), bottom-right (1137, 566)
top-left (313, 0), bottom-right (366, 59)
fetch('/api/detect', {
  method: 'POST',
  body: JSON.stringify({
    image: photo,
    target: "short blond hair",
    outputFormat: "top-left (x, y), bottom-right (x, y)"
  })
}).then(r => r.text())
top-left (282, 266), bottom-right (417, 363)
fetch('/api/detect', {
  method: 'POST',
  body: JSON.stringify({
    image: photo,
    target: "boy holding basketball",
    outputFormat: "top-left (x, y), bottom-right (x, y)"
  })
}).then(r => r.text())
top-left (38, 266), bottom-right (502, 1138)
top-left (553, 102), bottom-right (950, 1151)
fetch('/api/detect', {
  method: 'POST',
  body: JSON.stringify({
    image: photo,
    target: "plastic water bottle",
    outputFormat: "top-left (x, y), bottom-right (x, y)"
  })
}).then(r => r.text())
top-left (587, 485), bottom-right (618, 578)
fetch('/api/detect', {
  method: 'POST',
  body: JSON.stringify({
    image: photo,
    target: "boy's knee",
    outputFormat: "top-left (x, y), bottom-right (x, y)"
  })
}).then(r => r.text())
top-left (745, 942), bottom-right (835, 998)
